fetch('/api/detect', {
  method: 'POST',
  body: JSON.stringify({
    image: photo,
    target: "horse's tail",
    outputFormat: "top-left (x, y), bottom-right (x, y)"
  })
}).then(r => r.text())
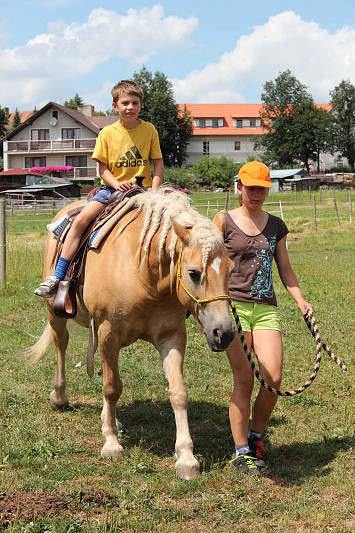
top-left (25, 322), bottom-right (53, 364)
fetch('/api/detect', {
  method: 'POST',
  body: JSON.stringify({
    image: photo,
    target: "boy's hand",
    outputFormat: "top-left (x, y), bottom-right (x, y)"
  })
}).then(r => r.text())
top-left (115, 180), bottom-right (132, 191)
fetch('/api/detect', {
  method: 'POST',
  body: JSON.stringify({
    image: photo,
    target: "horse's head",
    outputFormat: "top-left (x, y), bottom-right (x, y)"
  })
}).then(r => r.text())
top-left (172, 218), bottom-right (235, 352)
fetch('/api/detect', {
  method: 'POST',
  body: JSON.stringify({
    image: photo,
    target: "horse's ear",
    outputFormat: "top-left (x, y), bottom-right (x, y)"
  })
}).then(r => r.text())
top-left (170, 218), bottom-right (191, 245)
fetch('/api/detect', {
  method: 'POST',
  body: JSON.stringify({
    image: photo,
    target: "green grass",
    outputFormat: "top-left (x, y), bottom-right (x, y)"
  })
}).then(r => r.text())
top-left (0, 193), bottom-right (354, 532)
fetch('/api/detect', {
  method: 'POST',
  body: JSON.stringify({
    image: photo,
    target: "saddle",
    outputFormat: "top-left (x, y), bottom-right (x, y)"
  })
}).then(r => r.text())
top-left (53, 183), bottom-right (146, 318)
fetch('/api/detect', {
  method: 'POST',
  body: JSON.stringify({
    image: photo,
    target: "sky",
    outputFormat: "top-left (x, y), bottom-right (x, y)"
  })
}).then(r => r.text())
top-left (1, 0), bottom-right (354, 113)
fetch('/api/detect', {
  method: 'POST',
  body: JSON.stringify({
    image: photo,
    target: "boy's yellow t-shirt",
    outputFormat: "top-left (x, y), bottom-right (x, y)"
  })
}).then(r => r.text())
top-left (92, 119), bottom-right (162, 188)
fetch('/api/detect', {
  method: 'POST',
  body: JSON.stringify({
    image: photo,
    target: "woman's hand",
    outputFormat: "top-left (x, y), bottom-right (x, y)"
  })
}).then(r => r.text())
top-left (298, 300), bottom-right (313, 316)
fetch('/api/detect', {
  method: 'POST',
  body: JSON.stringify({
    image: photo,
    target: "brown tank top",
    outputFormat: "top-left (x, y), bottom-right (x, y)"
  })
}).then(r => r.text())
top-left (224, 210), bottom-right (289, 306)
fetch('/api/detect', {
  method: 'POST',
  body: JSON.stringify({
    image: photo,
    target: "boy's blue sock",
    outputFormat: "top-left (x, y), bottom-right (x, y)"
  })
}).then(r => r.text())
top-left (235, 445), bottom-right (250, 457)
top-left (54, 257), bottom-right (70, 280)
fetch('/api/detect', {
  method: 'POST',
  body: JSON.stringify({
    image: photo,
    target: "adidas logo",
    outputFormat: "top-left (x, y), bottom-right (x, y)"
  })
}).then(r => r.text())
top-left (115, 146), bottom-right (147, 168)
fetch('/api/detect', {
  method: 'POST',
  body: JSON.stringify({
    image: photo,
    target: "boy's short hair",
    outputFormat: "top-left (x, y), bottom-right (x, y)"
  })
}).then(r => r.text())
top-left (111, 80), bottom-right (144, 104)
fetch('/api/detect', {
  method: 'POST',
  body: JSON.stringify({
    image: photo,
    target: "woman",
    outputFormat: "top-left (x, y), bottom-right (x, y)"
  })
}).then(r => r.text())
top-left (213, 161), bottom-right (313, 476)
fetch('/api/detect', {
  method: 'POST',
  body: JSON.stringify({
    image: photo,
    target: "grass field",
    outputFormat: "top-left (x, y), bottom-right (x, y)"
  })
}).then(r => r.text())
top-left (0, 191), bottom-right (354, 532)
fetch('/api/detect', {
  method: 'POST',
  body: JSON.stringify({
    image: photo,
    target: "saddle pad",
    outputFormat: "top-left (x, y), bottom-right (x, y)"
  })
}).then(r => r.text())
top-left (47, 196), bottom-right (133, 249)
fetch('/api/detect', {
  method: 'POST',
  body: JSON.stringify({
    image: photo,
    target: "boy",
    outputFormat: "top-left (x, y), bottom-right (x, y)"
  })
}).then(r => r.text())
top-left (34, 80), bottom-right (164, 298)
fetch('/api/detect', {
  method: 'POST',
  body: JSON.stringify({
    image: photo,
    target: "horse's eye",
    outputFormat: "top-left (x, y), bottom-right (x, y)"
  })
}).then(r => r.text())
top-left (188, 269), bottom-right (201, 283)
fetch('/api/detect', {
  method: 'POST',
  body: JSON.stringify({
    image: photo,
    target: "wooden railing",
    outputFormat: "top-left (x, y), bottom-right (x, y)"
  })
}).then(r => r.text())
top-left (6, 138), bottom-right (97, 152)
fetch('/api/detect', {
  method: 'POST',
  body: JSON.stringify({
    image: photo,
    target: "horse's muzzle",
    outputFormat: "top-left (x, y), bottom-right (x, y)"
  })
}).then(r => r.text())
top-left (205, 320), bottom-right (235, 352)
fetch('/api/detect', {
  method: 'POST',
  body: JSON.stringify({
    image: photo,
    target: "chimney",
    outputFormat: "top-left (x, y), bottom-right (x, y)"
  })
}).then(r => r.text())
top-left (78, 105), bottom-right (94, 117)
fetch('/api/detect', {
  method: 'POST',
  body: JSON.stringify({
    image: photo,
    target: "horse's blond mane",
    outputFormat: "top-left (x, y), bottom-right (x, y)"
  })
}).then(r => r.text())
top-left (113, 190), bottom-right (223, 283)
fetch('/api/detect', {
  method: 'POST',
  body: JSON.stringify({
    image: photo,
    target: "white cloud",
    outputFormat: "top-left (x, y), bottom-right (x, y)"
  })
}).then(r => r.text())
top-left (171, 11), bottom-right (355, 103)
top-left (0, 5), bottom-right (198, 108)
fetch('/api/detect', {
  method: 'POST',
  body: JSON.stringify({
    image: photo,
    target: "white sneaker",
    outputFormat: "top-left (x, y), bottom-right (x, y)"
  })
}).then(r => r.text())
top-left (34, 275), bottom-right (61, 298)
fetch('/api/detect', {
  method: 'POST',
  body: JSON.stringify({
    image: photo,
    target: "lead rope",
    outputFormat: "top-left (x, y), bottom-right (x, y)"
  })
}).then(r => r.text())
top-left (230, 300), bottom-right (347, 396)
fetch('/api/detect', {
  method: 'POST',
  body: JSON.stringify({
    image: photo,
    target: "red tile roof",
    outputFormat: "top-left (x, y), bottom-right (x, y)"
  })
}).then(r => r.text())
top-left (7, 111), bottom-right (35, 125)
top-left (178, 103), bottom-right (265, 136)
top-left (178, 103), bottom-right (332, 137)
top-left (0, 168), bottom-right (43, 176)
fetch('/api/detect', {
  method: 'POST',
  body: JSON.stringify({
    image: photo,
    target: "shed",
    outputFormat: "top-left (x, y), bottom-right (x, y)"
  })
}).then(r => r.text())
top-left (0, 175), bottom-right (80, 199)
top-left (0, 168), bottom-right (44, 192)
top-left (234, 168), bottom-right (305, 194)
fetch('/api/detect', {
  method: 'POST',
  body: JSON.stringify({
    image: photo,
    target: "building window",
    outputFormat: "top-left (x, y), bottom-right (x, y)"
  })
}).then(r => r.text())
top-left (62, 128), bottom-right (81, 140)
top-left (250, 119), bottom-right (256, 128)
top-left (66, 155), bottom-right (87, 167)
top-left (212, 119), bottom-right (219, 128)
top-left (234, 141), bottom-right (241, 151)
top-left (31, 129), bottom-right (49, 140)
top-left (52, 110), bottom-right (58, 120)
top-left (199, 119), bottom-right (206, 128)
top-left (236, 119), bottom-right (243, 128)
top-left (25, 156), bottom-right (46, 168)
top-left (203, 141), bottom-right (209, 155)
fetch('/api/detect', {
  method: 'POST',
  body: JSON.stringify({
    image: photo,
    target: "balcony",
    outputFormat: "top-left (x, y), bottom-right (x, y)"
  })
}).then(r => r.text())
top-left (66, 167), bottom-right (97, 181)
top-left (22, 166), bottom-right (98, 181)
top-left (6, 138), bottom-right (97, 152)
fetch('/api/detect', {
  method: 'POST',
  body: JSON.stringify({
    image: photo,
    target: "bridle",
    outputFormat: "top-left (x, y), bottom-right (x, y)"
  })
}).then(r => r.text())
top-left (176, 246), bottom-right (231, 316)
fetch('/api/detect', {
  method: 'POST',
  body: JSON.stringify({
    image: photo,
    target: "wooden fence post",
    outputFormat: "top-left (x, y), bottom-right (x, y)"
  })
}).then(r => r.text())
top-left (313, 195), bottom-right (317, 232)
top-left (224, 190), bottom-right (229, 210)
top-left (279, 200), bottom-right (288, 249)
top-left (350, 191), bottom-right (352, 223)
top-left (206, 200), bottom-right (210, 217)
top-left (333, 197), bottom-right (340, 229)
top-left (0, 198), bottom-right (6, 287)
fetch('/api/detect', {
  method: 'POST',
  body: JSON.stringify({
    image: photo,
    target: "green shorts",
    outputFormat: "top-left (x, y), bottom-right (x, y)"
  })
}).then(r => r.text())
top-left (230, 301), bottom-right (281, 332)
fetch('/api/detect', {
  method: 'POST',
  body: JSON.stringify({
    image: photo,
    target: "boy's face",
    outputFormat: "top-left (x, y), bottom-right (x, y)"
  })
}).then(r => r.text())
top-left (112, 93), bottom-right (142, 128)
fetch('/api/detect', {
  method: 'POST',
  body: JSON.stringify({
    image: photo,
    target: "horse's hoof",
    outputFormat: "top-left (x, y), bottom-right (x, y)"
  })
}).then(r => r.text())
top-left (175, 464), bottom-right (200, 480)
top-left (101, 443), bottom-right (124, 461)
top-left (49, 399), bottom-right (69, 411)
top-left (49, 392), bottom-right (69, 411)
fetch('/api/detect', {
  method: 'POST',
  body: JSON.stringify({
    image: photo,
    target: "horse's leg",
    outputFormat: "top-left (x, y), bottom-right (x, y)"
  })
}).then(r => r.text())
top-left (48, 313), bottom-right (70, 410)
top-left (98, 323), bottom-right (123, 460)
top-left (159, 329), bottom-right (200, 480)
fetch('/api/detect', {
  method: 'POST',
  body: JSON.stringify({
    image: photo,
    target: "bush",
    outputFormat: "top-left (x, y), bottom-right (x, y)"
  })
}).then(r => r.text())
top-left (162, 166), bottom-right (198, 190)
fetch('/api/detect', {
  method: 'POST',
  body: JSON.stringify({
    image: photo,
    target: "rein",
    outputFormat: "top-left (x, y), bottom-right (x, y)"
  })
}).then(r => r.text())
top-left (176, 247), bottom-right (231, 316)
top-left (230, 300), bottom-right (347, 396)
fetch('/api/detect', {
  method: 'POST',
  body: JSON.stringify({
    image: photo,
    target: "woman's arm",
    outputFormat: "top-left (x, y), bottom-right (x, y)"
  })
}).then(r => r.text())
top-left (274, 236), bottom-right (313, 316)
top-left (212, 211), bottom-right (226, 236)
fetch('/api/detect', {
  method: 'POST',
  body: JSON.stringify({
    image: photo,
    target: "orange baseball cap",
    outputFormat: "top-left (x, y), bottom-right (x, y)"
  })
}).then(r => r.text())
top-left (238, 161), bottom-right (272, 188)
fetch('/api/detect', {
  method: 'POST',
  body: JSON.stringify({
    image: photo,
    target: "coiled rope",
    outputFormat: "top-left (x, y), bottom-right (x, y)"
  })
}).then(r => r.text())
top-left (230, 300), bottom-right (347, 396)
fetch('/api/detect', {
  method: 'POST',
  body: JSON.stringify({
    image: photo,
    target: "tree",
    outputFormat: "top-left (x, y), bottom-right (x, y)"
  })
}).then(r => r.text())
top-left (329, 80), bottom-right (355, 171)
top-left (64, 93), bottom-right (84, 110)
top-left (0, 106), bottom-right (8, 138)
top-left (257, 70), bottom-right (312, 168)
top-left (12, 109), bottom-right (21, 129)
top-left (191, 156), bottom-right (241, 189)
top-left (131, 67), bottom-right (193, 167)
top-left (292, 99), bottom-right (332, 173)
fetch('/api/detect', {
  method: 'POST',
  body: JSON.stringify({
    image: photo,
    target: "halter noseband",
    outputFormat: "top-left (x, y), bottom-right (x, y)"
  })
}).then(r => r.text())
top-left (176, 246), bottom-right (231, 316)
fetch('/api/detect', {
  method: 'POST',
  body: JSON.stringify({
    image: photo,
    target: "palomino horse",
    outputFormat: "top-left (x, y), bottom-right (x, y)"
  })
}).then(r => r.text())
top-left (28, 190), bottom-right (235, 480)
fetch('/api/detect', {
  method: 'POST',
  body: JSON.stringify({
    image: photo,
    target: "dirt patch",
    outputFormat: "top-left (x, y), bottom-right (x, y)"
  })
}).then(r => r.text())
top-left (0, 489), bottom-right (115, 527)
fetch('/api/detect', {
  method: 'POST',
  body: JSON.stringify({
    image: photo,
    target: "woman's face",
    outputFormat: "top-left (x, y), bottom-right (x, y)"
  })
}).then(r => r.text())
top-left (238, 183), bottom-right (269, 208)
